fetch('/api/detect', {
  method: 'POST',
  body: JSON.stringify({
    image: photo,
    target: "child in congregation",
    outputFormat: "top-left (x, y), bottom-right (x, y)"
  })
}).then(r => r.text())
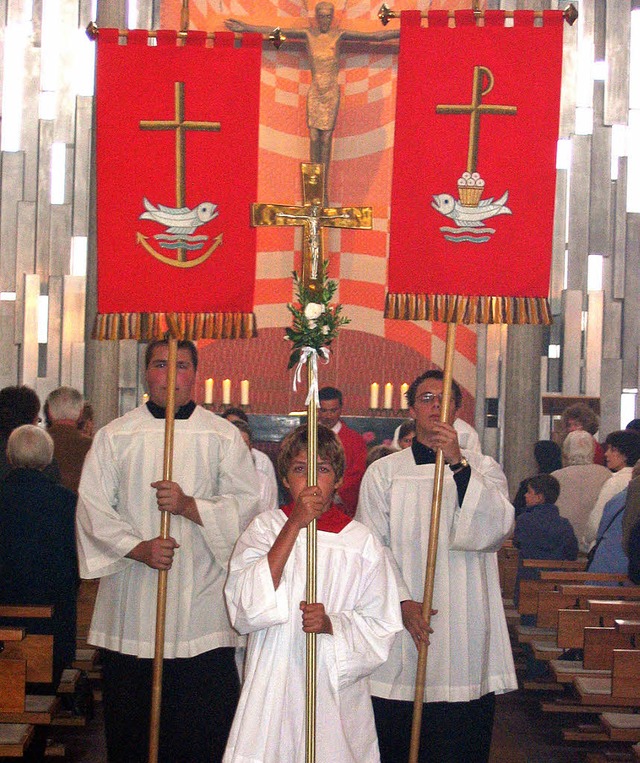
top-left (223, 425), bottom-right (402, 763)
top-left (513, 473), bottom-right (578, 606)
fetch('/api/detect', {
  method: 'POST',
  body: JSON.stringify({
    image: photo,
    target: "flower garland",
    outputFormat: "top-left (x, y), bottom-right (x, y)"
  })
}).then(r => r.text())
top-left (285, 261), bottom-right (350, 371)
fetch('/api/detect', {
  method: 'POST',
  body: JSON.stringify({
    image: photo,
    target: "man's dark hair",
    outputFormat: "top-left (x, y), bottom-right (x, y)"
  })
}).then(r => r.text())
top-left (0, 386), bottom-right (41, 437)
top-left (406, 370), bottom-right (462, 410)
top-left (220, 407), bottom-right (248, 423)
top-left (604, 430), bottom-right (640, 468)
top-left (144, 340), bottom-right (198, 371)
top-left (526, 473), bottom-right (561, 505)
top-left (318, 387), bottom-right (342, 406)
top-left (627, 419), bottom-right (640, 433)
top-left (231, 419), bottom-right (252, 442)
top-left (534, 440), bottom-right (562, 473)
top-left (398, 419), bottom-right (416, 441)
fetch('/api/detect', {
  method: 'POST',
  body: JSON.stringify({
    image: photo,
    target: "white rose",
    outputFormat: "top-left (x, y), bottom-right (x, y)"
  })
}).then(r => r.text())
top-left (304, 303), bottom-right (325, 320)
top-left (321, 325), bottom-right (330, 335)
top-left (308, 319), bottom-right (317, 329)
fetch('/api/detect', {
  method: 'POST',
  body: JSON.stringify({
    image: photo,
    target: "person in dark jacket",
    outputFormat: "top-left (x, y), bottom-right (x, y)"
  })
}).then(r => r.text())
top-left (513, 474), bottom-right (578, 603)
top-left (0, 424), bottom-right (78, 687)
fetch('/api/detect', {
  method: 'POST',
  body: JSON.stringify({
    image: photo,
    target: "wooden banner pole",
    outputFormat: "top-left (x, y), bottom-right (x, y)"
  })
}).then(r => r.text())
top-left (408, 321), bottom-right (457, 763)
top-left (148, 336), bottom-right (178, 763)
top-left (305, 361), bottom-right (318, 763)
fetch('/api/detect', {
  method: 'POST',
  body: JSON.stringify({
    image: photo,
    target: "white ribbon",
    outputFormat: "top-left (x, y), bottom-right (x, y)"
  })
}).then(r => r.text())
top-left (293, 346), bottom-right (330, 405)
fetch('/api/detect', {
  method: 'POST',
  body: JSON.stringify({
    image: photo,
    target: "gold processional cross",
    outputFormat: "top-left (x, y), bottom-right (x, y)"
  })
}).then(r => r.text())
top-left (139, 82), bottom-right (221, 263)
top-left (251, 163), bottom-right (372, 296)
top-left (436, 66), bottom-right (517, 173)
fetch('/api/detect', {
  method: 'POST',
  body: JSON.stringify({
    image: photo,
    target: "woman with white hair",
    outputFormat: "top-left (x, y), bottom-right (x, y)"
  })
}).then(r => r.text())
top-left (0, 425), bottom-right (78, 687)
top-left (551, 430), bottom-right (611, 552)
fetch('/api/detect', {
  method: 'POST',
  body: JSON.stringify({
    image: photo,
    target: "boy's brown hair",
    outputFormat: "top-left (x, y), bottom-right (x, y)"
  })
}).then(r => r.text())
top-left (277, 424), bottom-right (346, 482)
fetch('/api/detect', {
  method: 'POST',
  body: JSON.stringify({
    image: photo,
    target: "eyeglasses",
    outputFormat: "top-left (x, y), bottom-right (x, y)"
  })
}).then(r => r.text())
top-left (416, 392), bottom-right (443, 405)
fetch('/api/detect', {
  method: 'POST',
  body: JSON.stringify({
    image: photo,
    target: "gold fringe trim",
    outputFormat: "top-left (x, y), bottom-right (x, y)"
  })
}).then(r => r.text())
top-left (92, 312), bottom-right (258, 341)
top-left (384, 294), bottom-right (552, 325)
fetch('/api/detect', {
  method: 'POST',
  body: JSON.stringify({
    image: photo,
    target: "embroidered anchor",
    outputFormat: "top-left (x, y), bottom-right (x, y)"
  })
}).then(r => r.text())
top-left (137, 82), bottom-right (223, 268)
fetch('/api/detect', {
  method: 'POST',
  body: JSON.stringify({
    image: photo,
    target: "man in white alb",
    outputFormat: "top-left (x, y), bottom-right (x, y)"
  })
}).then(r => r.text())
top-left (76, 339), bottom-right (260, 763)
top-left (357, 370), bottom-right (516, 763)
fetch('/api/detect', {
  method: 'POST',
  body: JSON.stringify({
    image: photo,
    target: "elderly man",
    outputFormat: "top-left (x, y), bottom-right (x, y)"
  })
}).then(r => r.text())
top-left (76, 339), bottom-right (260, 763)
top-left (318, 386), bottom-right (367, 517)
top-left (357, 370), bottom-right (516, 763)
top-left (45, 386), bottom-right (92, 493)
top-left (0, 425), bottom-right (78, 687)
top-left (551, 430), bottom-right (611, 552)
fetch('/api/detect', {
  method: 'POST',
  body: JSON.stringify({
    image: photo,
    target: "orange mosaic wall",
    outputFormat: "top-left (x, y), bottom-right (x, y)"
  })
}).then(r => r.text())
top-left (161, 0), bottom-right (480, 415)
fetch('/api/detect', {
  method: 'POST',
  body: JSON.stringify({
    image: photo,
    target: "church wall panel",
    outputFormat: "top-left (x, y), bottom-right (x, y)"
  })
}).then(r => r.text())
top-left (604, 0), bottom-right (630, 126)
top-left (0, 152), bottom-right (25, 289)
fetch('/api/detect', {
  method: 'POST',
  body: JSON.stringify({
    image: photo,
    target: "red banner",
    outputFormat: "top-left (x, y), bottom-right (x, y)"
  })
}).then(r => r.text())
top-left (95, 30), bottom-right (261, 337)
top-left (387, 11), bottom-right (564, 323)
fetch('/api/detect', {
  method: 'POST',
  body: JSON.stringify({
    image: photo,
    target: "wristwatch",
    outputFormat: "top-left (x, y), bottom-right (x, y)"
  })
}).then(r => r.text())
top-left (449, 456), bottom-right (470, 473)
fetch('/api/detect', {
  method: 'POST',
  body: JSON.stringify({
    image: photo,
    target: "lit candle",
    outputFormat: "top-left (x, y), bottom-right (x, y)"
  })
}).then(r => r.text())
top-left (240, 379), bottom-right (249, 406)
top-left (370, 382), bottom-right (379, 409)
top-left (400, 382), bottom-right (409, 410)
top-left (204, 378), bottom-right (214, 405)
top-left (222, 378), bottom-right (231, 405)
top-left (384, 382), bottom-right (393, 410)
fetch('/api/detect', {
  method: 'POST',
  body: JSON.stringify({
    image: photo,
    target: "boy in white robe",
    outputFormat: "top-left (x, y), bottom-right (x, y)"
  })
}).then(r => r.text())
top-left (223, 425), bottom-right (402, 763)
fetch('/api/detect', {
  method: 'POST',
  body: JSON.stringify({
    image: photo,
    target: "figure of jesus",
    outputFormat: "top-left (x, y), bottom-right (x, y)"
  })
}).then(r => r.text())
top-left (226, 3), bottom-right (398, 195)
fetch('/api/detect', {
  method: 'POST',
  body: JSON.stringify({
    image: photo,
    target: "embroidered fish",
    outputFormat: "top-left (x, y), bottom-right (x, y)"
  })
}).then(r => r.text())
top-left (139, 199), bottom-right (218, 235)
top-left (431, 192), bottom-right (511, 228)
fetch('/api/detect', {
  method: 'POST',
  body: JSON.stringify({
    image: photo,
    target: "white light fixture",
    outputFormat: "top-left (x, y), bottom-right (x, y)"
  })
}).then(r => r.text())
top-left (575, 107), bottom-right (594, 136)
top-left (0, 292), bottom-right (17, 301)
top-left (38, 295), bottom-right (49, 344)
top-left (127, 0), bottom-right (139, 29)
top-left (70, 237), bottom-right (88, 276)
top-left (548, 344), bottom-right (561, 359)
top-left (50, 142), bottom-right (67, 205)
top-left (628, 110), bottom-right (640, 213)
top-left (593, 60), bottom-right (607, 82)
top-left (40, 0), bottom-right (60, 93)
top-left (556, 138), bottom-right (572, 170)
top-left (587, 254), bottom-right (603, 291)
top-left (621, 389), bottom-right (638, 429)
top-left (73, 28), bottom-right (96, 97)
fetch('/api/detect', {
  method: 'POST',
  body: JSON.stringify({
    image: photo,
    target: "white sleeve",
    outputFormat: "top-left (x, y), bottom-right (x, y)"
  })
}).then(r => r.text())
top-left (224, 517), bottom-right (289, 635)
top-left (356, 465), bottom-right (413, 601)
top-left (328, 538), bottom-right (402, 689)
top-left (195, 427), bottom-right (261, 568)
top-left (449, 454), bottom-right (514, 552)
top-left (76, 429), bottom-right (143, 579)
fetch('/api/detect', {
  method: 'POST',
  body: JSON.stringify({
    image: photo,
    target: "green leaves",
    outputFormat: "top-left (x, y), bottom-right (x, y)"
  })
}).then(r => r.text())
top-left (285, 263), bottom-right (350, 368)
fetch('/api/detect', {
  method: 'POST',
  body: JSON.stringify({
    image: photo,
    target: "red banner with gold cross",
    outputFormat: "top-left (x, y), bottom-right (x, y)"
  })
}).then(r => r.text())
top-left (386, 10), bottom-right (564, 325)
top-left (94, 30), bottom-right (262, 340)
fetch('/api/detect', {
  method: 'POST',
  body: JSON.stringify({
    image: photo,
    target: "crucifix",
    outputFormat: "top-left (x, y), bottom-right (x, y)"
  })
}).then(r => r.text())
top-left (140, 81), bottom-right (220, 261)
top-left (436, 66), bottom-right (517, 173)
top-left (251, 163), bottom-right (372, 297)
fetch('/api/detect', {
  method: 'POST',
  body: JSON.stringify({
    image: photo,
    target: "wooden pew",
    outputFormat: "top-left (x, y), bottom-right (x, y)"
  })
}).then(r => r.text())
top-left (537, 583), bottom-right (640, 629)
top-left (0, 606), bottom-right (60, 725)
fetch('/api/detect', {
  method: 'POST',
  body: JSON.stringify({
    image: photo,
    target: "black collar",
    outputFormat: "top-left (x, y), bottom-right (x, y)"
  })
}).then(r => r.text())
top-left (411, 439), bottom-right (437, 465)
top-left (146, 400), bottom-right (196, 420)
